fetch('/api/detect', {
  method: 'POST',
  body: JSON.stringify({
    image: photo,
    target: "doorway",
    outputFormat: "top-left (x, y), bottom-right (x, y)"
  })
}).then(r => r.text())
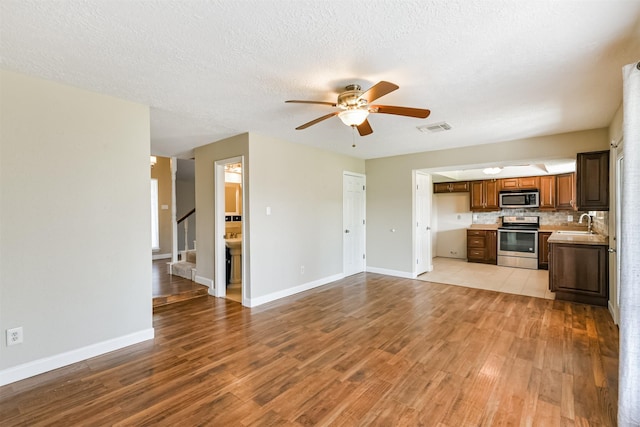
top-left (343, 172), bottom-right (366, 276)
top-left (214, 156), bottom-right (245, 304)
top-left (414, 171), bottom-right (432, 275)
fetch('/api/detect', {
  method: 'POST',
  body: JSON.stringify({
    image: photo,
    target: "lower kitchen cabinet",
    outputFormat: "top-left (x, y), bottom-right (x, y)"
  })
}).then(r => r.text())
top-left (467, 229), bottom-right (497, 265)
top-left (538, 232), bottom-right (551, 270)
top-left (549, 242), bottom-right (608, 306)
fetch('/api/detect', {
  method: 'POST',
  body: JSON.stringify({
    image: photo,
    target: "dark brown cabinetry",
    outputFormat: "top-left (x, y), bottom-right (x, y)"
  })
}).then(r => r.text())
top-left (576, 150), bottom-right (609, 211)
top-left (538, 232), bottom-right (551, 270)
top-left (549, 243), bottom-right (608, 306)
top-left (467, 229), bottom-right (497, 264)
top-left (555, 173), bottom-right (576, 210)
top-left (470, 180), bottom-right (499, 211)
top-left (433, 181), bottom-right (470, 193)
top-left (501, 176), bottom-right (540, 190)
top-left (539, 175), bottom-right (556, 210)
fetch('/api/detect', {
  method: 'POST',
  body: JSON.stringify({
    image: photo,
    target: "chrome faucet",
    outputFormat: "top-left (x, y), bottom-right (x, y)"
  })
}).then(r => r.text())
top-left (578, 213), bottom-right (593, 234)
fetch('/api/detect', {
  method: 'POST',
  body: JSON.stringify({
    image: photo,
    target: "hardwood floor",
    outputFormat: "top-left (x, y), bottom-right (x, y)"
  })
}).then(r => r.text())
top-left (152, 259), bottom-right (208, 308)
top-left (1, 273), bottom-right (618, 426)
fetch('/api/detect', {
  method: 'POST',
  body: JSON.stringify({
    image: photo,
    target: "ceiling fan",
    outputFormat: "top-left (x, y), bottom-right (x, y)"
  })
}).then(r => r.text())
top-left (286, 81), bottom-right (431, 136)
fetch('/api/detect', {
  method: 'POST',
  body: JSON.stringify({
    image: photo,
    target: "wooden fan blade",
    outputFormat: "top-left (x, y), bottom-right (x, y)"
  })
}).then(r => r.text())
top-left (357, 119), bottom-right (373, 136)
top-left (359, 81), bottom-right (399, 103)
top-left (295, 112), bottom-right (339, 130)
top-left (286, 100), bottom-right (337, 107)
top-left (369, 105), bottom-right (431, 118)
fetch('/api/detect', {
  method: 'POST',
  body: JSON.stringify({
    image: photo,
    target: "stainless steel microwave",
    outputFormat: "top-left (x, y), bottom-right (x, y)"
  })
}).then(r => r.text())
top-left (499, 190), bottom-right (539, 208)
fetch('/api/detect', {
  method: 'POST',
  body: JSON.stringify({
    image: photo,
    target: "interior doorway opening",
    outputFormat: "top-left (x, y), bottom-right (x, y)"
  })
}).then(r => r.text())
top-left (214, 157), bottom-right (245, 304)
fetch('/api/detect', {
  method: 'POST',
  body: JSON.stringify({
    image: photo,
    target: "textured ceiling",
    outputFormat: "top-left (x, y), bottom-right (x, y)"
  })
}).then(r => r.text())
top-left (1, 0), bottom-right (639, 160)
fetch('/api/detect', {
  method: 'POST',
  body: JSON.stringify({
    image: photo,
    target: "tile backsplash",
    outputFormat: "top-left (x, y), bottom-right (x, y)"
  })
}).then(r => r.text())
top-left (473, 209), bottom-right (609, 235)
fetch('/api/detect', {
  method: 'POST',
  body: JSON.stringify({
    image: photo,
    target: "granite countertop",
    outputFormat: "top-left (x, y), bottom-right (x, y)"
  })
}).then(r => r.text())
top-left (547, 231), bottom-right (609, 246)
top-left (468, 224), bottom-right (499, 230)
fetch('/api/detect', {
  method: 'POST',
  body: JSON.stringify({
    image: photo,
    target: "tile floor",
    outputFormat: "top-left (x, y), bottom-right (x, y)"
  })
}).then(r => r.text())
top-left (226, 282), bottom-right (242, 303)
top-left (417, 257), bottom-right (554, 300)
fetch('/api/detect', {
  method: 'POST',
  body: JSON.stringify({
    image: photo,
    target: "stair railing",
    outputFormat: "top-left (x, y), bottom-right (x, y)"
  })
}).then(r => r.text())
top-left (177, 208), bottom-right (195, 260)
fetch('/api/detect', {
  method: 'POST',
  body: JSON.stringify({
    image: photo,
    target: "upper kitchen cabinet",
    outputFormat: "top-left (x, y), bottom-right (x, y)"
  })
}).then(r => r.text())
top-left (539, 175), bottom-right (556, 210)
top-left (470, 179), bottom-right (499, 211)
top-left (556, 173), bottom-right (576, 210)
top-left (500, 176), bottom-right (540, 191)
top-left (576, 150), bottom-right (609, 211)
top-left (433, 181), bottom-right (470, 193)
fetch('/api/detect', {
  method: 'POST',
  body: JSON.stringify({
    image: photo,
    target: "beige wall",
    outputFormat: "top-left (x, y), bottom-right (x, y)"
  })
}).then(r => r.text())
top-left (195, 133), bottom-right (250, 283)
top-left (433, 193), bottom-right (472, 259)
top-left (151, 156), bottom-right (173, 256)
top-left (365, 128), bottom-right (610, 274)
top-left (194, 132), bottom-right (365, 302)
top-left (0, 70), bottom-right (152, 378)
top-left (247, 133), bottom-right (365, 301)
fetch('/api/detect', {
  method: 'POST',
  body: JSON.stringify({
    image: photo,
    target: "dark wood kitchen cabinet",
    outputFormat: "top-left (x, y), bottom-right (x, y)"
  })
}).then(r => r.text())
top-left (555, 173), bottom-right (576, 210)
top-left (576, 150), bottom-right (609, 211)
top-left (433, 181), bottom-right (470, 193)
top-left (467, 229), bottom-right (497, 265)
top-left (549, 242), bottom-right (608, 306)
top-left (470, 180), bottom-right (499, 211)
top-left (538, 231), bottom-right (551, 270)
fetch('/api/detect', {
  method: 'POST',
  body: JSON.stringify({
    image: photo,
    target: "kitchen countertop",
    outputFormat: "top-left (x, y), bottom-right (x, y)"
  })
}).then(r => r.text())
top-left (547, 231), bottom-right (609, 246)
top-left (468, 224), bottom-right (499, 231)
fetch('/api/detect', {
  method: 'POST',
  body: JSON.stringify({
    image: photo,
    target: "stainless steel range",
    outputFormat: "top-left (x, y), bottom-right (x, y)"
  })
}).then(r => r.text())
top-left (498, 216), bottom-right (539, 270)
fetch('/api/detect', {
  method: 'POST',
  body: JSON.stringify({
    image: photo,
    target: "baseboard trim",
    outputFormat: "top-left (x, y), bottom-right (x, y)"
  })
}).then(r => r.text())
top-left (247, 273), bottom-right (344, 307)
top-left (195, 275), bottom-right (213, 289)
top-left (152, 253), bottom-right (172, 260)
top-left (608, 301), bottom-right (619, 325)
top-left (366, 266), bottom-right (414, 279)
top-left (0, 328), bottom-right (155, 387)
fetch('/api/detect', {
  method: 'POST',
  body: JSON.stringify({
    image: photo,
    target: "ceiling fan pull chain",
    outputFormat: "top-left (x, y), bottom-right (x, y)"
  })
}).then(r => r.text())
top-left (351, 125), bottom-right (357, 148)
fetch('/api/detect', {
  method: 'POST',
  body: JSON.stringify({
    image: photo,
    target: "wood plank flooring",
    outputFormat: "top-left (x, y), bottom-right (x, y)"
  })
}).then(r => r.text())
top-left (152, 259), bottom-right (208, 308)
top-left (1, 273), bottom-right (618, 426)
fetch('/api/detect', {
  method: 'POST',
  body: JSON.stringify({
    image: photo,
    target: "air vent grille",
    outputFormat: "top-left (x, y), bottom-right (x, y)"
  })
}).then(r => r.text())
top-left (418, 122), bottom-right (452, 133)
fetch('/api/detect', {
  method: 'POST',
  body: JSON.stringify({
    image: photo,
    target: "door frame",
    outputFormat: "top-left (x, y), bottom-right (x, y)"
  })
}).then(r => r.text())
top-left (610, 138), bottom-right (623, 324)
top-left (343, 171), bottom-right (366, 276)
top-left (214, 156), bottom-right (246, 304)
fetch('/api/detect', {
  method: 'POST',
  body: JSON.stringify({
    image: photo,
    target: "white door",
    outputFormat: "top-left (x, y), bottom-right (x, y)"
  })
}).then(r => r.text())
top-left (415, 172), bottom-right (432, 275)
top-left (343, 173), bottom-right (366, 276)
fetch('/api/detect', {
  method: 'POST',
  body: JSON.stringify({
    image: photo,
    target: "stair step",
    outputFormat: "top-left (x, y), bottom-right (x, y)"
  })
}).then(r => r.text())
top-left (153, 287), bottom-right (208, 310)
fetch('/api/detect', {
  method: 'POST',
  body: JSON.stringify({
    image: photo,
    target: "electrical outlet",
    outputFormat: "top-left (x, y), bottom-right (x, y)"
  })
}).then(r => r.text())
top-left (300, 265), bottom-right (305, 275)
top-left (567, 215), bottom-right (573, 222)
top-left (6, 327), bottom-right (23, 346)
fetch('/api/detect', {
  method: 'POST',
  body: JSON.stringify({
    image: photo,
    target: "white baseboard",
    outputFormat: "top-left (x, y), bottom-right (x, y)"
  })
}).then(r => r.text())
top-left (152, 253), bottom-right (172, 260)
top-left (0, 328), bottom-right (155, 387)
top-left (366, 266), bottom-right (414, 279)
top-left (247, 273), bottom-right (344, 307)
top-left (195, 275), bottom-right (213, 289)
top-left (608, 301), bottom-right (619, 325)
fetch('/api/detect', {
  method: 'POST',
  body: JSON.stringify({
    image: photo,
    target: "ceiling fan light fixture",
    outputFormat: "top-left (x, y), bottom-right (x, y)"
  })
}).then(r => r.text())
top-left (338, 109), bottom-right (369, 127)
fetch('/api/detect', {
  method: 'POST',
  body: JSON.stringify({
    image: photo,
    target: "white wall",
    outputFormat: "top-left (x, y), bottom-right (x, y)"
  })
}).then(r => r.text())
top-left (365, 128), bottom-right (610, 274)
top-left (434, 193), bottom-right (472, 259)
top-left (0, 70), bottom-right (153, 384)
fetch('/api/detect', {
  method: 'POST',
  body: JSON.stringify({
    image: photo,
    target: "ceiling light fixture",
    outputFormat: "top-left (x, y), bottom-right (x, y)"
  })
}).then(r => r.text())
top-left (338, 108), bottom-right (369, 127)
top-left (482, 167), bottom-right (502, 175)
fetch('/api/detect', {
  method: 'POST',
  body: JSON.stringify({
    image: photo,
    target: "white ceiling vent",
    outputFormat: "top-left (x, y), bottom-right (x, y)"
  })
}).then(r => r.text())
top-left (418, 122), bottom-right (452, 133)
